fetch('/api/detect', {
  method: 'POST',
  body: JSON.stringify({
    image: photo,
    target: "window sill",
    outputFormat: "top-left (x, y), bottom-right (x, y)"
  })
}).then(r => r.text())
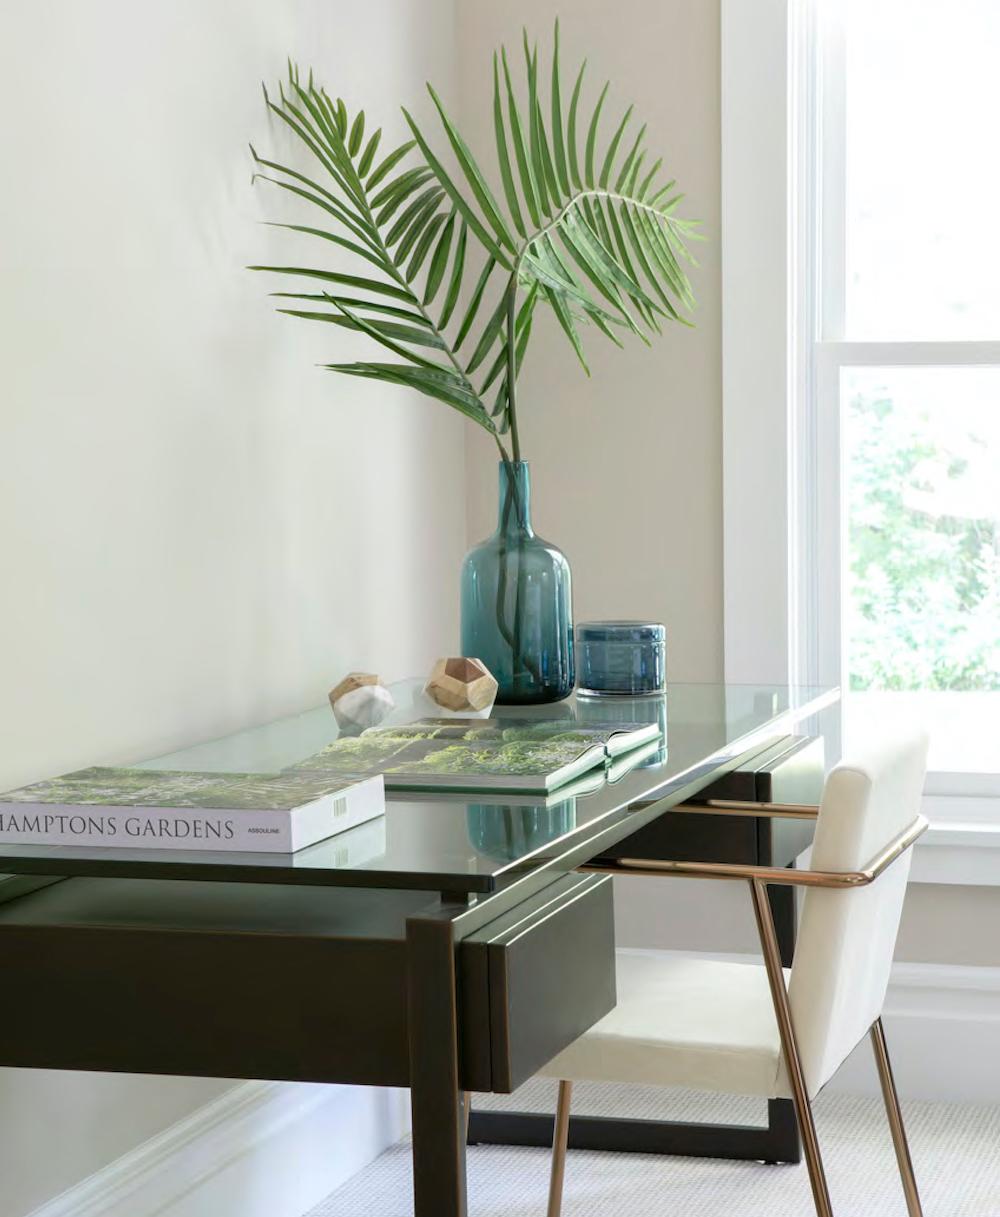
top-left (912, 799), bottom-right (1000, 886)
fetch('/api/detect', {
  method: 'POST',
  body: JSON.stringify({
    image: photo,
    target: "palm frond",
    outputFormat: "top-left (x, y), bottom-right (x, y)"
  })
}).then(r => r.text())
top-left (250, 31), bottom-right (699, 460)
top-left (251, 65), bottom-right (515, 447)
top-left (405, 20), bottom-right (698, 383)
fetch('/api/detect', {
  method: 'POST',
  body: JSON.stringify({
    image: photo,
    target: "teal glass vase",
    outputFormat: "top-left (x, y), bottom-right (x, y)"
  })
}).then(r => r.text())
top-left (460, 461), bottom-right (574, 704)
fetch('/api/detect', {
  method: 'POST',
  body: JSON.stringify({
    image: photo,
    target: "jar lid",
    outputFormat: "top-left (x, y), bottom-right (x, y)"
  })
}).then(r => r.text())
top-left (575, 620), bottom-right (666, 644)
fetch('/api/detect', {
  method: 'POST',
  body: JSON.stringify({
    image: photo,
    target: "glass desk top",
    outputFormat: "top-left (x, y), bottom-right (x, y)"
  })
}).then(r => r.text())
top-left (0, 682), bottom-right (838, 894)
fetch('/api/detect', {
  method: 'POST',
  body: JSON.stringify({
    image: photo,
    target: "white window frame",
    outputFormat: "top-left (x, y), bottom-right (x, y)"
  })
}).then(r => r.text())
top-left (721, 0), bottom-right (1000, 840)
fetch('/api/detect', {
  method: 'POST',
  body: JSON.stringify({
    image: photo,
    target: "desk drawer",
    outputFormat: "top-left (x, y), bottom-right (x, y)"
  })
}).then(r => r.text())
top-left (460, 873), bottom-right (615, 1093)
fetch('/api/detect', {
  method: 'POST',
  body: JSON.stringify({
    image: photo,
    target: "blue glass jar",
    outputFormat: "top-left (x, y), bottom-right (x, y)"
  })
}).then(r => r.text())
top-left (460, 462), bottom-right (574, 704)
top-left (575, 621), bottom-right (666, 696)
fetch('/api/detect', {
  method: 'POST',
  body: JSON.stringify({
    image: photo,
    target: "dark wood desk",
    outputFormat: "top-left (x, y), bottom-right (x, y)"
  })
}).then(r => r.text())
top-left (0, 683), bottom-right (835, 1217)
top-left (469, 731), bottom-right (823, 1165)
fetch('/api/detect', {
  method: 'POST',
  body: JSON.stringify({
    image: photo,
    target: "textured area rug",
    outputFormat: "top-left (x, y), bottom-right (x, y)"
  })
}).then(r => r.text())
top-left (308, 1079), bottom-right (1000, 1216)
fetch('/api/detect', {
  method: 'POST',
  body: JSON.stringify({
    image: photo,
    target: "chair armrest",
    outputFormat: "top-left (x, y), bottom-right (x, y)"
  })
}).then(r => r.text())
top-left (665, 800), bottom-right (819, 819)
top-left (581, 816), bottom-right (928, 889)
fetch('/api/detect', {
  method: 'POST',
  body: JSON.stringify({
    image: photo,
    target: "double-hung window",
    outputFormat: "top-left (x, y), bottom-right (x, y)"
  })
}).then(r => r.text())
top-left (723, 0), bottom-right (1000, 814)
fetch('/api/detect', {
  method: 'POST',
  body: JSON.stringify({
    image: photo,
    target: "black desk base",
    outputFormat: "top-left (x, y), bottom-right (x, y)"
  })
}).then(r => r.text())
top-left (468, 738), bottom-right (820, 1167)
top-left (469, 1100), bottom-right (799, 1164)
top-left (467, 882), bottom-right (800, 1165)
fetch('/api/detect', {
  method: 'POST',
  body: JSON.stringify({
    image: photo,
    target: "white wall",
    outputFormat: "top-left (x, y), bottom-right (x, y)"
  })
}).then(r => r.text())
top-left (0, 2), bottom-right (460, 1214)
top-left (457, 0), bottom-right (723, 683)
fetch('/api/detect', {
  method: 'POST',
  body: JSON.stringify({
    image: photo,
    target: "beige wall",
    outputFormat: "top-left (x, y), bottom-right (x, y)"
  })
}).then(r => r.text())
top-left (614, 874), bottom-right (1000, 967)
top-left (457, 0), bottom-right (724, 682)
top-left (0, 2), bottom-right (460, 1213)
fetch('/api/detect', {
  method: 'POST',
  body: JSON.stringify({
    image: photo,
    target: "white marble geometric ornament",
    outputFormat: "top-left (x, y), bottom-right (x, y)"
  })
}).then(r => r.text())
top-left (329, 673), bottom-right (395, 733)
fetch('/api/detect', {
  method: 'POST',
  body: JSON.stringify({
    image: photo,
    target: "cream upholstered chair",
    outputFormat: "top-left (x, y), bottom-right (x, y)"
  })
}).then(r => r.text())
top-left (541, 730), bottom-right (929, 1217)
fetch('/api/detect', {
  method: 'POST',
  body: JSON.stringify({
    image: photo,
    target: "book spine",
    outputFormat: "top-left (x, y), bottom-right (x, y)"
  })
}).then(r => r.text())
top-left (0, 776), bottom-right (385, 854)
top-left (0, 806), bottom-right (291, 852)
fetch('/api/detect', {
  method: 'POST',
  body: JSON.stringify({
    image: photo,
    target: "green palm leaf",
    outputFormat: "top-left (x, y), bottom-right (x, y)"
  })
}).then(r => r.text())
top-left (426, 85), bottom-right (516, 254)
top-left (480, 283), bottom-right (538, 395)
top-left (262, 221), bottom-right (392, 275)
top-left (402, 106), bottom-right (513, 269)
top-left (248, 265), bottom-right (412, 301)
top-left (372, 166), bottom-right (432, 214)
top-left (454, 256), bottom-right (497, 350)
top-left (365, 139), bottom-right (416, 191)
top-left (357, 128), bottom-right (382, 177)
top-left (566, 60), bottom-right (587, 190)
top-left (524, 35), bottom-right (558, 215)
top-left (251, 36), bottom-right (699, 464)
top-left (437, 221), bottom-right (468, 328)
top-left (614, 123), bottom-right (646, 192)
top-left (328, 362), bottom-right (492, 427)
top-left (500, 48), bottom-right (541, 227)
top-left (250, 67), bottom-right (505, 444)
top-left (405, 212), bottom-right (448, 282)
top-left (279, 309), bottom-right (444, 349)
top-left (550, 20), bottom-right (571, 196)
top-left (584, 82), bottom-right (609, 188)
top-left (493, 54), bottom-right (526, 238)
top-left (599, 104), bottom-right (633, 189)
top-left (423, 211), bottom-right (456, 305)
top-left (348, 111), bottom-right (365, 157)
top-left (270, 292), bottom-right (433, 326)
top-left (393, 192), bottom-right (445, 264)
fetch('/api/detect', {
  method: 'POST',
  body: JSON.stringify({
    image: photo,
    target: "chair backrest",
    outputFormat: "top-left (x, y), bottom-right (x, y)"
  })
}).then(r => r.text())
top-left (787, 729), bottom-right (928, 1096)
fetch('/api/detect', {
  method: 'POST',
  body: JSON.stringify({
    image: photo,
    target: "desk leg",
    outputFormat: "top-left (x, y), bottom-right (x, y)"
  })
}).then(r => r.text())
top-left (406, 914), bottom-right (468, 1217)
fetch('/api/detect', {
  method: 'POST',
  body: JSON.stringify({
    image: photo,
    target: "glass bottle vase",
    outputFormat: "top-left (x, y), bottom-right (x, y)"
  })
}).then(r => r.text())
top-left (460, 461), bottom-right (574, 704)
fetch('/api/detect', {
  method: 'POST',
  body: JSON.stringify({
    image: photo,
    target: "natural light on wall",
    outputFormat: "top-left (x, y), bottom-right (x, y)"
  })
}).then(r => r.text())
top-left (824, 0), bottom-right (1000, 780)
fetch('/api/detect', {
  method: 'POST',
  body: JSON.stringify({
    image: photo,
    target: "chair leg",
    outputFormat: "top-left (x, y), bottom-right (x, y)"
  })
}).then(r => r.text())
top-left (870, 1019), bottom-right (923, 1217)
top-left (464, 1091), bottom-right (471, 1142)
top-left (547, 1081), bottom-right (573, 1217)
top-left (749, 880), bottom-right (835, 1217)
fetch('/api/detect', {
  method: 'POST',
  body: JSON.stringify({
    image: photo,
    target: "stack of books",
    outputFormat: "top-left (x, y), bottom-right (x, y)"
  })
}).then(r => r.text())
top-left (0, 713), bottom-right (662, 854)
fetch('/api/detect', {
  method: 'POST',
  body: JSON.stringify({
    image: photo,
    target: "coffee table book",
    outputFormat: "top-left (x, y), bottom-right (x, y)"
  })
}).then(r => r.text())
top-left (289, 717), bottom-right (663, 794)
top-left (0, 768), bottom-right (385, 853)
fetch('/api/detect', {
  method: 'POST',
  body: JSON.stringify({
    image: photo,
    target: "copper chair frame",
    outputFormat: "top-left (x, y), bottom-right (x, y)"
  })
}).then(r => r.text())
top-left (541, 808), bottom-right (928, 1217)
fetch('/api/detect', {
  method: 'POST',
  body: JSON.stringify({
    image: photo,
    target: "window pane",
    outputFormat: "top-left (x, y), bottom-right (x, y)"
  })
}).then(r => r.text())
top-left (844, 0), bottom-right (1000, 340)
top-left (843, 366), bottom-right (1000, 772)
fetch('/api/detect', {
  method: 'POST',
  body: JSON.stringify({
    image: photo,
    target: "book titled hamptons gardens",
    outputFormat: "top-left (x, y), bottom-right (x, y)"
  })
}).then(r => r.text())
top-left (0, 768), bottom-right (385, 853)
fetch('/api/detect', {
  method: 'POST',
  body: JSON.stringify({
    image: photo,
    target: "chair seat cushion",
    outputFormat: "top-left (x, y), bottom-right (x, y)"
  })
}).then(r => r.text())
top-left (539, 951), bottom-right (790, 1099)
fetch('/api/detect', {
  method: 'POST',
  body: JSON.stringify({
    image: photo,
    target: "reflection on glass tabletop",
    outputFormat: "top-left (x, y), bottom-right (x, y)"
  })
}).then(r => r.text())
top-left (0, 682), bottom-right (838, 892)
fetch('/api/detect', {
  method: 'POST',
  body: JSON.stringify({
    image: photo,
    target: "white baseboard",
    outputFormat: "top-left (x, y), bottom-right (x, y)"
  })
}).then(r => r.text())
top-left (27, 1081), bottom-right (410, 1217)
top-left (829, 961), bottom-right (1000, 1105)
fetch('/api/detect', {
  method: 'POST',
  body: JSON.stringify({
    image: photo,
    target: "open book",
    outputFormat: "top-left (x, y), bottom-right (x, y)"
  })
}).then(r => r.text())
top-left (289, 717), bottom-right (662, 794)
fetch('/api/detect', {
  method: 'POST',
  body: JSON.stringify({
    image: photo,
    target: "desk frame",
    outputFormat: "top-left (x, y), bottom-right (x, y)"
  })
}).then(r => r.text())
top-left (0, 716), bottom-right (832, 1217)
top-left (468, 738), bottom-right (824, 1166)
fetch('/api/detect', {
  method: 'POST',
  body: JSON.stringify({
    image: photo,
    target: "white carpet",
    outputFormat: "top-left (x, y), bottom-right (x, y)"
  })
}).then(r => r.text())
top-left (308, 1079), bottom-right (1000, 1216)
